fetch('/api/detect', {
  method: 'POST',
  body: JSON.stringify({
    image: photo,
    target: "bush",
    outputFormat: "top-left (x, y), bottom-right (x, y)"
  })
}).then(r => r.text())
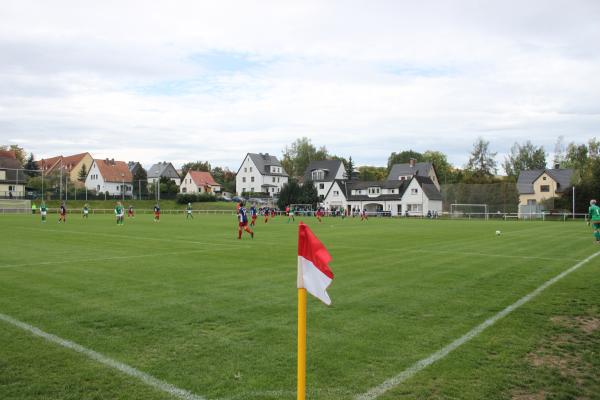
top-left (176, 193), bottom-right (217, 204)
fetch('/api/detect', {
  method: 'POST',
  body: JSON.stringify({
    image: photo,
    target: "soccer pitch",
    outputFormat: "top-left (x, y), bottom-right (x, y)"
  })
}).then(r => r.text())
top-left (1, 213), bottom-right (599, 399)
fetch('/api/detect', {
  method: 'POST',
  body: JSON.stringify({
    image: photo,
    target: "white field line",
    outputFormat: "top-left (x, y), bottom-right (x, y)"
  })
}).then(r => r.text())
top-left (0, 248), bottom-right (236, 269)
top-left (355, 249), bottom-right (600, 400)
top-left (0, 312), bottom-right (205, 400)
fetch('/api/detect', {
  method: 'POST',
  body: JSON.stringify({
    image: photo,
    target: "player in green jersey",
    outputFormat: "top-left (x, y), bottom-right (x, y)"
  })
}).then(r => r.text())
top-left (82, 203), bottom-right (89, 219)
top-left (40, 202), bottom-right (47, 222)
top-left (115, 202), bottom-right (125, 225)
top-left (588, 199), bottom-right (600, 243)
top-left (186, 202), bottom-right (193, 220)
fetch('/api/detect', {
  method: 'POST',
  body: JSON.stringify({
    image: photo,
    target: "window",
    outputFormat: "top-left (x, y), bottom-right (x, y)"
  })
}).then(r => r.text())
top-left (319, 183), bottom-right (325, 189)
top-left (540, 185), bottom-right (550, 192)
top-left (242, 177), bottom-right (246, 183)
top-left (182, 188), bottom-right (187, 193)
top-left (312, 170), bottom-right (324, 181)
top-left (251, 187), bottom-right (255, 192)
top-left (244, 168), bottom-right (247, 172)
top-left (97, 185), bottom-right (100, 191)
top-left (251, 177), bottom-right (254, 182)
top-left (272, 177), bottom-right (276, 183)
top-left (333, 191), bottom-right (339, 196)
top-left (242, 188), bottom-right (246, 193)
top-left (249, 167), bottom-right (253, 172)
top-left (411, 188), bottom-right (418, 194)
top-left (527, 199), bottom-right (536, 205)
top-left (277, 177), bottom-right (280, 183)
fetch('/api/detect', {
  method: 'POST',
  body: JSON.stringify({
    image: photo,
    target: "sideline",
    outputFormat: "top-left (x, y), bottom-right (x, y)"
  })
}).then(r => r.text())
top-left (355, 250), bottom-right (600, 400)
top-left (0, 312), bottom-right (205, 400)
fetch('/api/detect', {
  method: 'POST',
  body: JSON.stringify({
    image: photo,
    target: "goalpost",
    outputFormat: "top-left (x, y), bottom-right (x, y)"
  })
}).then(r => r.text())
top-left (450, 203), bottom-right (489, 220)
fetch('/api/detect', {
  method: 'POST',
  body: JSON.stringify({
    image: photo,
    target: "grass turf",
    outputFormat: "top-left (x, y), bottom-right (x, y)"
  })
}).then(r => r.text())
top-left (0, 214), bottom-right (599, 399)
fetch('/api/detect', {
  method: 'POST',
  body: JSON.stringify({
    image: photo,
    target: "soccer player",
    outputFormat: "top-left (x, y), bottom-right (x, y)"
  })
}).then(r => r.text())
top-left (115, 202), bottom-right (125, 225)
top-left (82, 203), bottom-right (89, 219)
top-left (58, 202), bottom-right (67, 223)
top-left (153, 203), bottom-right (160, 222)
top-left (128, 205), bottom-right (135, 218)
top-left (287, 205), bottom-right (295, 223)
top-left (40, 202), bottom-right (47, 223)
top-left (250, 204), bottom-right (257, 226)
top-left (360, 208), bottom-right (368, 221)
top-left (237, 201), bottom-right (254, 239)
top-left (186, 202), bottom-right (193, 220)
top-left (316, 207), bottom-right (323, 223)
top-left (263, 207), bottom-right (270, 223)
top-left (588, 199), bottom-right (600, 243)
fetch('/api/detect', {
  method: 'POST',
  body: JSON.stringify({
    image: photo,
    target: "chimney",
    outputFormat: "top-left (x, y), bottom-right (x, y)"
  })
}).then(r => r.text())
top-left (409, 158), bottom-right (416, 167)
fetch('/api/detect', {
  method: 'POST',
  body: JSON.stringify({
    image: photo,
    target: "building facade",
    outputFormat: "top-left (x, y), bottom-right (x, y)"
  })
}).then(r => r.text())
top-left (85, 159), bottom-right (134, 196)
top-left (236, 153), bottom-right (288, 196)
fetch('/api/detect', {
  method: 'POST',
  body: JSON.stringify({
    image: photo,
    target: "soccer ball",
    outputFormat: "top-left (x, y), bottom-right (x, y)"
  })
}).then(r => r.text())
top-left (495, 230), bottom-right (501, 236)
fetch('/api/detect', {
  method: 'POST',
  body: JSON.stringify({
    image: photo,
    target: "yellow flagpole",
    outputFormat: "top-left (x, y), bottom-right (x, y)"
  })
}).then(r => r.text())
top-left (297, 288), bottom-right (307, 400)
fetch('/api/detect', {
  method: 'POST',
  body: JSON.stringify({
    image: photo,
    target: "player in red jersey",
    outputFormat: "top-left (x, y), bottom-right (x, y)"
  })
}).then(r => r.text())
top-left (58, 202), bottom-right (67, 223)
top-left (237, 202), bottom-right (254, 239)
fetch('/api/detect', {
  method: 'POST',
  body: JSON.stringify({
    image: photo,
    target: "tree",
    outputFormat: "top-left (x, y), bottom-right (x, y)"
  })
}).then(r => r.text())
top-left (502, 141), bottom-right (546, 178)
top-left (78, 164), bottom-right (88, 182)
top-left (299, 180), bottom-right (319, 206)
top-left (181, 161), bottom-right (211, 177)
top-left (465, 137), bottom-right (498, 177)
top-left (277, 180), bottom-right (302, 209)
top-left (0, 144), bottom-right (27, 164)
top-left (281, 137), bottom-right (329, 178)
top-left (159, 176), bottom-right (179, 194)
top-left (24, 153), bottom-right (39, 177)
top-left (387, 150), bottom-right (424, 172)
top-left (344, 156), bottom-right (355, 180)
top-left (358, 166), bottom-right (387, 181)
top-left (422, 150), bottom-right (457, 184)
top-left (132, 165), bottom-right (148, 197)
top-left (211, 167), bottom-right (236, 194)
top-left (553, 136), bottom-right (566, 167)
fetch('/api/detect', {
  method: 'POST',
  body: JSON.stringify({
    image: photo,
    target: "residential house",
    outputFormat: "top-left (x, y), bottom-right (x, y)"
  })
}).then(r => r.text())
top-left (0, 152), bottom-right (26, 198)
top-left (37, 152), bottom-right (94, 187)
top-left (517, 167), bottom-right (575, 213)
top-left (322, 176), bottom-right (442, 216)
top-left (148, 162), bottom-right (181, 186)
top-left (180, 171), bottom-right (221, 194)
top-left (85, 159), bottom-right (133, 196)
top-left (236, 153), bottom-right (288, 196)
top-left (303, 160), bottom-right (346, 201)
top-left (387, 159), bottom-right (440, 190)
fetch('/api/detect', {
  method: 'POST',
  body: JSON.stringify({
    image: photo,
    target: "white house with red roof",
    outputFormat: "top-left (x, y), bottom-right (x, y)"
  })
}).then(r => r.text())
top-left (180, 170), bottom-right (221, 194)
top-left (85, 158), bottom-right (133, 196)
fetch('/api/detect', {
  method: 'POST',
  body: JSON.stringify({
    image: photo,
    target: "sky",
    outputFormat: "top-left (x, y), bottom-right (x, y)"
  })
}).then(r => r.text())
top-left (0, 0), bottom-right (599, 172)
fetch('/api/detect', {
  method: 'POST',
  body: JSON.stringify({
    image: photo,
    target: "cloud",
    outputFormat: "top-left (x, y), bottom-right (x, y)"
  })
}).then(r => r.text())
top-left (0, 0), bottom-right (599, 173)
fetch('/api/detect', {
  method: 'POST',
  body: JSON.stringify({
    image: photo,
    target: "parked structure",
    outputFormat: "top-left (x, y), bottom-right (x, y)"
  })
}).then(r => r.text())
top-left (517, 167), bottom-right (575, 214)
top-left (303, 160), bottom-right (346, 201)
top-left (180, 170), bottom-right (221, 194)
top-left (85, 159), bottom-right (133, 197)
top-left (387, 158), bottom-right (440, 190)
top-left (37, 152), bottom-right (94, 187)
top-left (148, 162), bottom-right (181, 186)
top-left (236, 153), bottom-right (288, 196)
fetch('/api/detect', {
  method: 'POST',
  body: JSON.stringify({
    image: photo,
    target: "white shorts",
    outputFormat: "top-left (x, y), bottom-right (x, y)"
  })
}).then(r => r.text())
top-left (41, 211), bottom-right (47, 216)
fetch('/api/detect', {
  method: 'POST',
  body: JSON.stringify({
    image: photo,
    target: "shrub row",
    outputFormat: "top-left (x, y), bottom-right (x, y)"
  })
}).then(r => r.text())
top-left (176, 193), bottom-right (217, 204)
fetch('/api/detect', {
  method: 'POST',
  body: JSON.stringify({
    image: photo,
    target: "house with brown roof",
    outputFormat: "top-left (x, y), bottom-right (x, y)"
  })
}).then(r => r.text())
top-left (180, 171), bottom-right (221, 194)
top-left (37, 152), bottom-right (93, 187)
top-left (517, 167), bottom-right (575, 214)
top-left (85, 159), bottom-right (133, 196)
top-left (0, 152), bottom-right (26, 198)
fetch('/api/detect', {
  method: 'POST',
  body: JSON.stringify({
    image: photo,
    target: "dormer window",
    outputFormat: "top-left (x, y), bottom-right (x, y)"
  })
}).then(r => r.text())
top-left (312, 170), bottom-right (325, 181)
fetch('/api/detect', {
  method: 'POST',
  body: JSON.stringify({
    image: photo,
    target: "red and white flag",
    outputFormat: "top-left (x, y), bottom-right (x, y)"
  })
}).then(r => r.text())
top-left (297, 223), bottom-right (334, 305)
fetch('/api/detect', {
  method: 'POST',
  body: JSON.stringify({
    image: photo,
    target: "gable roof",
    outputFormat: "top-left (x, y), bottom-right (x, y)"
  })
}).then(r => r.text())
top-left (414, 176), bottom-right (442, 200)
top-left (0, 157), bottom-right (26, 183)
top-left (0, 150), bottom-right (16, 159)
top-left (245, 153), bottom-right (288, 176)
top-left (517, 168), bottom-right (575, 194)
top-left (37, 152), bottom-right (90, 173)
top-left (387, 162), bottom-right (434, 180)
top-left (188, 170), bottom-right (219, 187)
top-left (95, 159), bottom-right (133, 183)
top-left (304, 160), bottom-right (344, 182)
top-left (148, 162), bottom-right (180, 179)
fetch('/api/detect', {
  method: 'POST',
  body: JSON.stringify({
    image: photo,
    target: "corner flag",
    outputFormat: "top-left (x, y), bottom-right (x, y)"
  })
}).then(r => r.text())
top-left (297, 222), bottom-right (334, 400)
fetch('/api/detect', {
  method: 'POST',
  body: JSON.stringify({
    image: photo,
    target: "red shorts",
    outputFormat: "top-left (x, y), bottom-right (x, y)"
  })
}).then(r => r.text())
top-left (239, 221), bottom-right (248, 227)
top-left (154, 212), bottom-right (160, 218)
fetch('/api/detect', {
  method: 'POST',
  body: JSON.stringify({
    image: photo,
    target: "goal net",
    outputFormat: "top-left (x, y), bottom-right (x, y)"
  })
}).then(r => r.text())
top-left (0, 199), bottom-right (31, 214)
top-left (450, 203), bottom-right (489, 220)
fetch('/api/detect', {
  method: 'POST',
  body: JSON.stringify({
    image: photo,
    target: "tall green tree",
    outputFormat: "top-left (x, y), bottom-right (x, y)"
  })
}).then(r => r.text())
top-left (358, 166), bottom-right (387, 181)
top-left (277, 180), bottom-right (302, 209)
top-left (181, 161), bottom-right (211, 177)
top-left (299, 180), bottom-right (319, 206)
top-left (281, 137), bottom-right (328, 178)
top-left (211, 166), bottom-right (236, 193)
top-left (422, 150), bottom-right (456, 184)
top-left (78, 164), bottom-right (88, 182)
top-left (344, 156), bottom-right (355, 180)
top-left (132, 165), bottom-right (148, 197)
top-left (465, 137), bottom-right (497, 177)
top-left (387, 150), bottom-right (424, 172)
top-left (24, 153), bottom-right (39, 177)
top-left (502, 141), bottom-right (546, 178)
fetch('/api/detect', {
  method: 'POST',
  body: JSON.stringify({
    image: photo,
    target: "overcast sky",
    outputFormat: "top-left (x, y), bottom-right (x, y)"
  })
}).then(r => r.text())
top-left (0, 1), bottom-right (598, 172)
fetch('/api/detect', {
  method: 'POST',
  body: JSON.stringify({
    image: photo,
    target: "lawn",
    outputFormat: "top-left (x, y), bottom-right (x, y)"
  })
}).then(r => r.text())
top-left (0, 214), bottom-right (598, 400)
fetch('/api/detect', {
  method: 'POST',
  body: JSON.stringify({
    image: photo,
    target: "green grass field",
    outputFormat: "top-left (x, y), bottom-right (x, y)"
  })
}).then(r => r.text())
top-left (1, 213), bottom-right (599, 400)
